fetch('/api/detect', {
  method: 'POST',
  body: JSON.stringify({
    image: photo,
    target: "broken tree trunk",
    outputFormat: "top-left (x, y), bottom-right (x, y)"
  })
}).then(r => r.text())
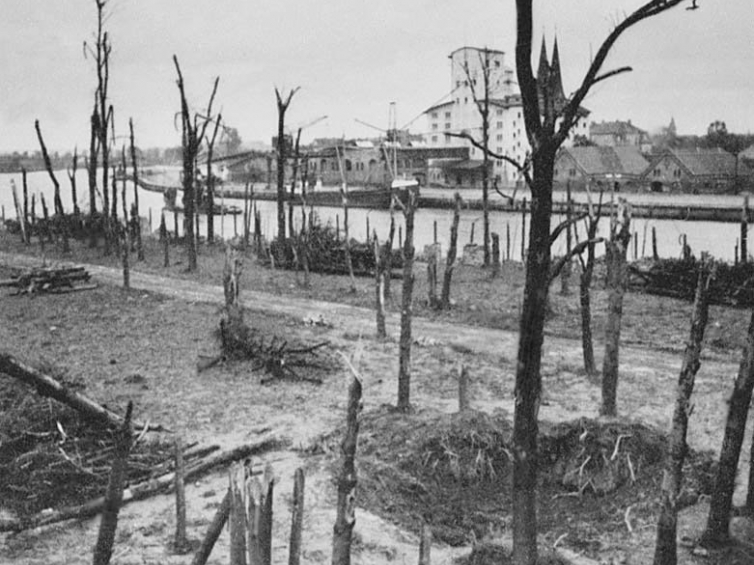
top-left (440, 193), bottom-right (461, 310)
top-left (92, 402), bottom-right (134, 565)
top-left (397, 191), bottom-right (417, 411)
top-left (332, 375), bottom-right (362, 565)
top-left (190, 489), bottom-right (230, 565)
top-left (653, 264), bottom-right (713, 565)
top-left (701, 306), bottom-right (754, 547)
top-left (0, 353), bottom-right (160, 432)
top-left (601, 199), bottom-right (631, 417)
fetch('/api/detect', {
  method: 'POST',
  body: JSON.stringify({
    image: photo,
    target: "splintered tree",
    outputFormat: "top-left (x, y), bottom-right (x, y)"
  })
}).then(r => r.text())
top-left (83, 0), bottom-right (113, 249)
top-left (601, 198), bottom-right (632, 417)
top-left (505, 2), bottom-right (695, 563)
top-left (275, 87), bottom-right (300, 243)
top-left (173, 56), bottom-right (219, 271)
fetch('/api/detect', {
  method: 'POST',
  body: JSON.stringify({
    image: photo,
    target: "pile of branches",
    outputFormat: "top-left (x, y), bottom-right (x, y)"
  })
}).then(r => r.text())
top-left (266, 218), bottom-right (403, 277)
top-left (629, 257), bottom-right (754, 306)
top-left (0, 265), bottom-right (94, 295)
top-left (211, 317), bottom-right (333, 384)
top-left (0, 375), bottom-right (173, 520)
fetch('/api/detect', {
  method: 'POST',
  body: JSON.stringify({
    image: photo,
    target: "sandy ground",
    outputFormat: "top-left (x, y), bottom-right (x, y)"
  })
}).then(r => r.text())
top-left (0, 250), bottom-right (752, 565)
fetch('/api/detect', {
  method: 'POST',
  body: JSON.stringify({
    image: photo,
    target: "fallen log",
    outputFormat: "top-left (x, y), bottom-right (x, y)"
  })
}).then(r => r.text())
top-left (0, 433), bottom-right (280, 532)
top-left (0, 353), bottom-right (167, 433)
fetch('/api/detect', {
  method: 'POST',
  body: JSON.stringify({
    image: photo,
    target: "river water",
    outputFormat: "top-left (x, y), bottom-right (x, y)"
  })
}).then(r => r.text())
top-left (0, 169), bottom-right (746, 263)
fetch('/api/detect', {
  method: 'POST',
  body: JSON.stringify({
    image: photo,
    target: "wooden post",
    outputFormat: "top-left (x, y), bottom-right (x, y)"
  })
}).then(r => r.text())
top-left (521, 198), bottom-right (527, 262)
top-left (259, 464), bottom-right (275, 565)
top-left (22, 169), bottom-right (29, 242)
top-left (174, 435), bottom-right (189, 553)
top-left (491, 232), bottom-right (500, 278)
top-left (469, 221), bottom-right (475, 245)
top-left (741, 194), bottom-right (749, 264)
top-left (335, 214), bottom-right (340, 242)
top-left (633, 231), bottom-right (638, 261)
top-left (190, 489), bottom-right (230, 565)
top-left (506, 222), bottom-right (511, 261)
top-left (160, 213), bottom-right (170, 268)
top-left (341, 188), bottom-right (356, 293)
top-left (418, 524), bottom-right (432, 565)
top-left (652, 226), bottom-right (658, 260)
top-left (366, 216), bottom-right (370, 246)
top-left (433, 220), bottom-right (438, 244)
top-left (458, 365), bottom-right (469, 412)
top-left (173, 211), bottom-right (179, 242)
top-left (332, 375), bottom-right (362, 565)
top-left (288, 468), bottom-right (305, 565)
top-left (11, 181), bottom-right (27, 244)
top-left (228, 464), bottom-right (247, 565)
top-left (233, 210), bottom-right (238, 237)
top-left (653, 263), bottom-right (712, 565)
top-left (92, 402), bottom-right (134, 565)
top-left (374, 234), bottom-right (387, 339)
top-left (427, 247), bottom-right (438, 309)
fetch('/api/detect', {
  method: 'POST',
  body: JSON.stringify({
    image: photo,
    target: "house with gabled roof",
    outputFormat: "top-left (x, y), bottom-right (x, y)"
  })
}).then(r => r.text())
top-left (589, 120), bottom-right (650, 150)
top-left (643, 148), bottom-right (753, 193)
top-left (553, 145), bottom-right (650, 191)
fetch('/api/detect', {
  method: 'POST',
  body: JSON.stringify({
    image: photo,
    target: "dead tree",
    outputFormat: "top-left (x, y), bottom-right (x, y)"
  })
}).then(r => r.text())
top-left (275, 87), bottom-right (299, 242)
top-left (120, 149), bottom-right (130, 289)
top-left (440, 192), bottom-right (462, 310)
top-left (701, 306), bottom-right (754, 546)
top-left (68, 148), bottom-right (81, 217)
top-left (332, 373), bottom-right (362, 565)
top-left (87, 103), bottom-right (100, 247)
top-left (92, 401), bottom-right (133, 565)
top-left (452, 50), bottom-right (493, 266)
top-left (204, 112), bottom-right (222, 244)
top-left (653, 263), bottom-right (713, 565)
top-left (35, 119), bottom-right (70, 253)
top-left (173, 56), bottom-right (219, 271)
top-left (129, 118), bottom-right (144, 260)
top-left (601, 198), bottom-right (631, 417)
top-left (341, 187), bottom-right (357, 293)
top-left (506, 2), bottom-right (694, 563)
top-left (575, 187), bottom-right (604, 377)
top-left (397, 191), bottom-right (417, 411)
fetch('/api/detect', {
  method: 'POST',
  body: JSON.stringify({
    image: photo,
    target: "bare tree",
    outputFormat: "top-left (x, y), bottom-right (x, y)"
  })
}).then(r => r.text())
top-left (507, 2), bottom-right (694, 563)
top-left (275, 87), bottom-right (299, 243)
top-left (577, 187), bottom-right (604, 376)
top-left (396, 191), bottom-right (418, 411)
top-left (173, 55), bottom-right (220, 271)
top-left (129, 118), bottom-right (144, 260)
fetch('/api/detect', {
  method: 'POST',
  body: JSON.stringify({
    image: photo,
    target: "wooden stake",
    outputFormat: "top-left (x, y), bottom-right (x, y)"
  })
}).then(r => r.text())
top-left (458, 365), bottom-right (469, 412)
top-left (229, 464), bottom-right (247, 565)
top-left (418, 523), bottom-right (432, 565)
top-left (288, 468), bottom-right (305, 565)
top-left (174, 435), bottom-right (189, 553)
top-left (652, 226), bottom-right (658, 260)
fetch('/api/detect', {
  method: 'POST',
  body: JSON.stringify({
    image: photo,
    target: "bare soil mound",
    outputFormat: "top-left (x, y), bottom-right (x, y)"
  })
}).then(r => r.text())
top-left (350, 407), bottom-right (716, 555)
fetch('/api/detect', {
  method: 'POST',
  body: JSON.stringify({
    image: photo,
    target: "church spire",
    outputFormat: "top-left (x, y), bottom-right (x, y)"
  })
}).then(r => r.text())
top-left (550, 36), bottom-right (566, 103)
top-left (536, 36), bottom-right (550, 102)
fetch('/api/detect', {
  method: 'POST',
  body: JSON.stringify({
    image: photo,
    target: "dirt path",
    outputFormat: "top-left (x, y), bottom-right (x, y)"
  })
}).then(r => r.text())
top-left (0, 251), bottom-right (750, 565)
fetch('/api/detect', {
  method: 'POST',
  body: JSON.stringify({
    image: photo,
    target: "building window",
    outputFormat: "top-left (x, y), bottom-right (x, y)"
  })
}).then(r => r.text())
top-left (456, 81), bottom-right (461, 88)
top-left (464, 97), bottom-right (468, 104)
top-left (444, 133), bottom-right (451, 143)
top-left (445, 112), bottom-right (451, 119)
top-left (497, 147), bottom-right (503, 154)
top-left (445, 122), bottom-right (451, 130)
top-left (496, 134), bottom-right (503, 141)
top-left (431, 123), bottom-right (438, 131)
top-left (496, 121), bottom-right (503, 129)
top-left (497, 109), bottom-right (503, 116)
top-left (569, 168), bottom-right (576, 177)
top-left (513, 132), bottom-right (516, 139)
top-left (431, 112), bottom-right (438, 119)
top-left (518, 111), bottom-right (522, 118)
top-left (431, 135), bottom-right (437, 143)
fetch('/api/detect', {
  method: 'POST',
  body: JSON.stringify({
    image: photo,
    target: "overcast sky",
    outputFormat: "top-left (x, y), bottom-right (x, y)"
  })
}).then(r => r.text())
top-left (1, 1), bottom-right (751, 153)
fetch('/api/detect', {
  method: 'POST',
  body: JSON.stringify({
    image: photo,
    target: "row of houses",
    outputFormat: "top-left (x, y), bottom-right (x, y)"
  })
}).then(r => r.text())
top-left (554, 145), bottom-right (753, 193)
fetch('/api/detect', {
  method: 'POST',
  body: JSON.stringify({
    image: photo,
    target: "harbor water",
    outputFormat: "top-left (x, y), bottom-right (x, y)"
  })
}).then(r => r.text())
top-left (0, 169), bottom-right (748, 263)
